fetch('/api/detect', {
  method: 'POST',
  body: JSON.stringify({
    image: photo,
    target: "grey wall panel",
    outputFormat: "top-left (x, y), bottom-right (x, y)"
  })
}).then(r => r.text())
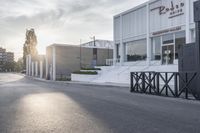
top-left (114, 17), bottom-right (120, 42)
top-left (55, 46), bottom-right (81, 78)
top-left (122, 6), bottom-right (147, 40)
top-left (97, 49), bottom-right (113, 65)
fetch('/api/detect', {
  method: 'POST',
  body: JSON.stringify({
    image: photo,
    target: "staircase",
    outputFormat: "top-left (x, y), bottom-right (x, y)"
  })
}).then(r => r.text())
top-left (93, 61), bottom-right (178, 85)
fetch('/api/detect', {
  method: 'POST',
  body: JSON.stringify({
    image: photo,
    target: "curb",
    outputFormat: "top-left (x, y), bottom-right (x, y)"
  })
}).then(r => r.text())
top-left (25, 76), bottom-right (129, 88)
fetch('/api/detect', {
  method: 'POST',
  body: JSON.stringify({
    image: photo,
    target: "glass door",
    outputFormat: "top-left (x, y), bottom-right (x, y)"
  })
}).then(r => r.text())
top-left (162, 44), bottom-right (174, 65)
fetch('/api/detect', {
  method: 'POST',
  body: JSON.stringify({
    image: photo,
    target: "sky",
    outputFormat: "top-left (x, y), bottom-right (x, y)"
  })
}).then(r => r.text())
top-left (0, 0), bottom-right (148, 60)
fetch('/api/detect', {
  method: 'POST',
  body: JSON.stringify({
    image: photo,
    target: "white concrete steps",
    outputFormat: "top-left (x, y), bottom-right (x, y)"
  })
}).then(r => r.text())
top-left (93, 62), bottom-right (178, 85)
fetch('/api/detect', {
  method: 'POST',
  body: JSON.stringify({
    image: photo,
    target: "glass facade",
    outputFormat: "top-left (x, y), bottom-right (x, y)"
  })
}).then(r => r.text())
top-left (162, 34), bottom-right (174, 44)
top-left (118, 31), bottom-right (190, 65)
top-left (151, 37), bottom-right (161, 60)
top-left (150, 31), bottom-right (186, 64)
top-left (125, 39), bottom-right (147, 62)
top-left (116, 44), bottom-right (120, 59)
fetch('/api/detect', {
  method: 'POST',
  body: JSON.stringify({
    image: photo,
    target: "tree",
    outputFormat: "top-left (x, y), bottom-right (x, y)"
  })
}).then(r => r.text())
top-left (23, 29), bottom-right (38, 69)
top-left (15, 58), bottom-right (23, 72)
top-left (2, 61), bottom-right (15, 72)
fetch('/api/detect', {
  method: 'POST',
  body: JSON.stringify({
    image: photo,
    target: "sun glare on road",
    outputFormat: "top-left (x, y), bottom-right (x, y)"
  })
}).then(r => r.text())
top-left (0, 73), bottom-right (24, 83)
top-left (10, 92), bottom-right (110, 132)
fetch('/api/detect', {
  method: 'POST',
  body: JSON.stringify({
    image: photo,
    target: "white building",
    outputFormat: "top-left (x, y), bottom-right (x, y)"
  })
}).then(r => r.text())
top-left (113, 0), bottom-right (196, 69)
top-left (81, 40), bottom-right (113, 49)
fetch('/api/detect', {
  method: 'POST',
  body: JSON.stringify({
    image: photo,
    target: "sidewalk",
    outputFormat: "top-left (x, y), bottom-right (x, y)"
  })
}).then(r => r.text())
top-left (26, 75), bottom-right (130, 88)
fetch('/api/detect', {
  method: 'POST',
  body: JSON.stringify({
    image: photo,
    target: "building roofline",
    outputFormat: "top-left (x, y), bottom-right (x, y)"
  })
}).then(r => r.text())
top-left (81, 39), bottom-right (113, 44)
top-left (114, 0), bottom-right (161, 18)
top-left (47, 43), bottom-right (79, 48)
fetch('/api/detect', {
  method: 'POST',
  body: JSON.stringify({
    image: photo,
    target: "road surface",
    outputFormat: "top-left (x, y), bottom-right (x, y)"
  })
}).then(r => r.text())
top-left (0, 73), bottom-right (200, 133)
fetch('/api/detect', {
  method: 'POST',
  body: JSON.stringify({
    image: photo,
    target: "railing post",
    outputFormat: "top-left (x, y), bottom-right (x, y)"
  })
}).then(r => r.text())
top-left (174, 73), bottom-right (178, 97)
top-left (185, 73), bottom-right (188, 99)
top-left (165, 73), bottom-right (168, 96)
top-left (156, 73), bottom-right (160, 95)
top-left (149, 73), bottom-right (152, 94)
top-left (142, 72), bottom-right (145, 93)
top-left (153, 72), bottom-right (156, 93)
top-left (130, 72), bottom-right (134, 92)
top-left (136, 72), bottom-right (139, 92)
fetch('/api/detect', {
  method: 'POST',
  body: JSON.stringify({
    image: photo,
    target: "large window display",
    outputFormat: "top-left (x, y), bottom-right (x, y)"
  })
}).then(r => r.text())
top-left (116, 44), bottom-right (120, 59)
top-left (125, 39), bottom-right (147, 62)
top-left (151, 31), bottom-right (186, 64)
top-left (151, 37), bottom-right (161, 60)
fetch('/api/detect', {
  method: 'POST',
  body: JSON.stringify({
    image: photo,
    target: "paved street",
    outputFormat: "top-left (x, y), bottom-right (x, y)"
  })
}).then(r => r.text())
top-left (0, 73), bottom-right (200, 133)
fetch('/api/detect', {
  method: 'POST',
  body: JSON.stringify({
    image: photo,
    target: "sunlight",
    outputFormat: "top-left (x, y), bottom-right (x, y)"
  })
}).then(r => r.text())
top-left (10, 92), bottom-right (110, 132)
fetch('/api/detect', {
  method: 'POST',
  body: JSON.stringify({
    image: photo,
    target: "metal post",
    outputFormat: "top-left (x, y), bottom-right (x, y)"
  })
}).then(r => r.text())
top-left (157, 73), bottom-right (160, 95)
top-left (185, 73), bottom-right (188, 99)
top-left (149, 73), bottom-right (152, 94)
top-left (130, 72), bottom-right (134, 92)
top-left (165, 73), bottom-right (168, 96)
top-left (142, 72), bottom-right (145, 93)
top-left (174, 73), bottom-right (178, 97)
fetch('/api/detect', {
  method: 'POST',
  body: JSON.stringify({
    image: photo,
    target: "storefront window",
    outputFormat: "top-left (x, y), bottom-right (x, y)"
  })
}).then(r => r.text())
top-left (116, 44), bottom-right (120, 59)
top-left (162, 34), bottom-right (174, 44)
top-left (125, 39), bottom-right (147, 62)
top-left (151, 37), bottom-right (161, 60)
top-left (175, 31), bottom-right (185, 59)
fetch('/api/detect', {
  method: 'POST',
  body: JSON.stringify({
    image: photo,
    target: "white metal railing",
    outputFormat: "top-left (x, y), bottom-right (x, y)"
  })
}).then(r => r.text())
top-left (106, 58), bottom-right (120, 66)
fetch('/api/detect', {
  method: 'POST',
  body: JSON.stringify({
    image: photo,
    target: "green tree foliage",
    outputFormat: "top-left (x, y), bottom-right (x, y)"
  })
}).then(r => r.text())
top-left (23, 29), bottom-right (38, 69)
top-left (15, 58), bottom-right (23, 72)
top-left (2, 61), bottom-right (15, 72)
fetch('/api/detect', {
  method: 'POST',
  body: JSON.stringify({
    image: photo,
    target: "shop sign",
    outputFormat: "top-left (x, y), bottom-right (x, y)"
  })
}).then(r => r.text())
top-left (151, 1), bottom-right (185, 19)
top-left (152, 26), bottom-right (181, 36)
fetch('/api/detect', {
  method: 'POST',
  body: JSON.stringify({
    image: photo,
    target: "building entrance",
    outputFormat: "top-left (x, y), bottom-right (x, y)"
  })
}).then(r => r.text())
top-left (162, 44), bottom-right (174, 65)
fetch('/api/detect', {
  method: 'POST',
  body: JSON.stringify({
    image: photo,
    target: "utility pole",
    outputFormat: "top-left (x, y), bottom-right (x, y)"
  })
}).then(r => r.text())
top-left (90, 36), bottom-right (97, 67)
top-left (93, 36), bottom-right (96, 47)
top-left (80, 39), bottom-right (82, 69)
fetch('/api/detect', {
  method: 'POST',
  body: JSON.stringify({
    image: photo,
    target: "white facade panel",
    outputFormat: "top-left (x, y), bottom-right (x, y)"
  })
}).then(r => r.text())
top-left (149, 0), bottom-right (186, 33)
top-left (114, 17), bottom-right (120, 42)
top-left (114, 0), bottom-right (196, 66)
top-left (122, 6), bottom-right (147, 40)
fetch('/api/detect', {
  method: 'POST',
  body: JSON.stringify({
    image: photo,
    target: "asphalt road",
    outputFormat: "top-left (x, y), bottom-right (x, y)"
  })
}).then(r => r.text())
top-left (0, 73), bottom-right (200, 133)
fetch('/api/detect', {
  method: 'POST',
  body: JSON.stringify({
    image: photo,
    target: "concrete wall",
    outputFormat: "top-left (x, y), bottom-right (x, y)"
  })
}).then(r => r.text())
top-left (46, 44), bottom-right (113, 80)
top-left (46, 47), bottom-right (53, 79)
top-left (55, 46), bottom-right (81, 79)
top-left (97, 49), bottom-right (113, 66)
top-left (80, 47), bottom-right (93, 68)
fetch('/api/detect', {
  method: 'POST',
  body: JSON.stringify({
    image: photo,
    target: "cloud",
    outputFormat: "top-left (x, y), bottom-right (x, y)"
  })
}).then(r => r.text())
top-left (0, 0), bottom-right (148, 60)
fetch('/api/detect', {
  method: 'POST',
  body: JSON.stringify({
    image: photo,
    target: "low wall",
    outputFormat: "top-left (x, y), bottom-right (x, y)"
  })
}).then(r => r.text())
top-left (71, 74), bottom-right (99, 82)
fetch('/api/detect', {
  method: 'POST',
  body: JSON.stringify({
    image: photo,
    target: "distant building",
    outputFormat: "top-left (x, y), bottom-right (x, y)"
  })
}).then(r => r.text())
top-left (6, 52), bottom-right (14, 62)
top-left (0, 47), bottom-right (14, 72)
top-left (46, 42), bottom-right (113, 80)
top-left (81, 40), bottom-right (113, 49)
